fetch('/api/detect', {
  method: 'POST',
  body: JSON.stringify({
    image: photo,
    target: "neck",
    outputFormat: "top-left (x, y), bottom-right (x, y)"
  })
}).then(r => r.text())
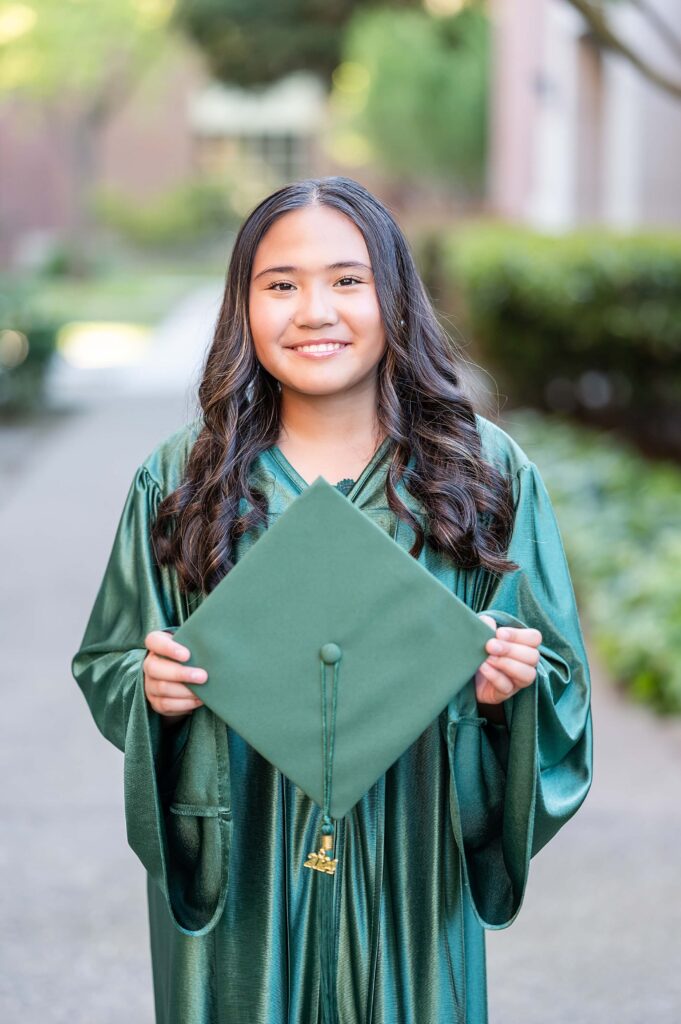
top-left (277, 381), bottom-right (384, 456)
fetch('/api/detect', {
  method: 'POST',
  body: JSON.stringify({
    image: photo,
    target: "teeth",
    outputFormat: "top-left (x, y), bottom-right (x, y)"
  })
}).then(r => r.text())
top-left (295, 343), bottom-right (347, 353)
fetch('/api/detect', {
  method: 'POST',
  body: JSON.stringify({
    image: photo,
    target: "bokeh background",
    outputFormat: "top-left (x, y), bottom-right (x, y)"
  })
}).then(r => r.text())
top-left (1, 1), bottom-right (680, 1020)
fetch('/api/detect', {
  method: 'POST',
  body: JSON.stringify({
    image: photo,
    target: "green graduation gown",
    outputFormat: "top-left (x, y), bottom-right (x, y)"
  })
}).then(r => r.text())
top-left (71, 413), bottom-right (593, 1024)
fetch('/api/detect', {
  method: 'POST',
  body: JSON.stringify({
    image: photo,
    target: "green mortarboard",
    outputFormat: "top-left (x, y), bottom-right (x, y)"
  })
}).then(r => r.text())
top-left (173, 477), bottom-right (494, 876)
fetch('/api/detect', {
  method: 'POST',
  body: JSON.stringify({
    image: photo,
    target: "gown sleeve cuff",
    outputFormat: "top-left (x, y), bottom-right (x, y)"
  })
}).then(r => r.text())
top-left (445, 610), bottom-right (538, 931)
top-left (124, 657), bottom-right (233, 937)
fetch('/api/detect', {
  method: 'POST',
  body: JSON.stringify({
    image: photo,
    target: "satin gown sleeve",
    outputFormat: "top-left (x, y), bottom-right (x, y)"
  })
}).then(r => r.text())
top-left (445, 459), bottom-right (593, 930)
top-left (70, 464), bottom-right (232, 937)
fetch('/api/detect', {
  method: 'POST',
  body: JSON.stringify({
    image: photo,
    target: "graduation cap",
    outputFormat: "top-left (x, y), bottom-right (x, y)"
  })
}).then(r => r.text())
top-left (173, 477), bottom-right (494, 876)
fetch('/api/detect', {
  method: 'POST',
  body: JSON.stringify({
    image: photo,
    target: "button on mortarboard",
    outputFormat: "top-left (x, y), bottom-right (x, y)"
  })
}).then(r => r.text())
top-left (320, 643), bottom-right (341, 664)
top-left (172, 476), bottom-right (495, 873)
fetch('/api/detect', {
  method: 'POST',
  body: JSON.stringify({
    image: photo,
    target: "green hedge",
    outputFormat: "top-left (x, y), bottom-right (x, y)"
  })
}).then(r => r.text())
top-left (501, 408), bottom-right (681, 715)
top-left (93, 179), bottom-right (240, 250)
top-left (0, 277), bottom-right (60, 414)
top-left (441, 224), bottom-right (681, 459)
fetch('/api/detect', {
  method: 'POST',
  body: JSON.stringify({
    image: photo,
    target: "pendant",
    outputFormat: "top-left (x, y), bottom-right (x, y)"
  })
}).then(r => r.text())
top-left (304, 832), bottom-right (337, 874)
top-left (304, 846), bottom-right (338, 874)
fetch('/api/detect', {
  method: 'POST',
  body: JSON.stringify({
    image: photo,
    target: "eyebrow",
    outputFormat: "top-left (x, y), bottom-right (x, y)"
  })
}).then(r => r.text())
top-left (252, 260), bottom-right (373, 282)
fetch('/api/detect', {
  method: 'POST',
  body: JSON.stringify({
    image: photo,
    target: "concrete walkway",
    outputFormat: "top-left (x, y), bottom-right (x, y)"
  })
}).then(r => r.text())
top-left (1, 371), bottom-right (680, 1020)
top-left (1, 394), bottom-right (190, 1023)
top-left (487, 630), bottom-right (681, 1022)
top-left (44, 282), bottom-right (223, 406)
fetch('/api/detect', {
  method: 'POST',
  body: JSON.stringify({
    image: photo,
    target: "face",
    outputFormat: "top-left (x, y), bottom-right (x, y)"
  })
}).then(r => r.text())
top-left (248, 205), bottom-right (387, 398)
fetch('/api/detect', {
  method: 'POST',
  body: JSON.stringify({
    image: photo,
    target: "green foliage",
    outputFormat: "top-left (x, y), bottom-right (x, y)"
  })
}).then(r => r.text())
top-left (336, 5), bottom-right (489, 189)
top-left (444, 223), bottom-right (681, 456)
top-left (0, 277), bottom-right (60, 414)
top-left (0, 0), bottom-right (174, 101)
top-left (32, 270), bottom-right (223, 326)
top-left (93, 179), bottom-right (240, 249)
top-left (503, 408), bottom-right (681, 715)
top-left (0, 1), bottom-right (183, 279)
top-left (172, 0), bottom-right (419, 87)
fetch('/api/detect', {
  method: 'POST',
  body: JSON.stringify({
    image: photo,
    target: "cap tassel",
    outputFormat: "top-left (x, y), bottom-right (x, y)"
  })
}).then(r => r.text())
top-left (304, 643), bottom-right (341, 875)
top-left (319, 844), bottom-right (339, 1024)
top-left (304, 644), bottom-right (342, 1024)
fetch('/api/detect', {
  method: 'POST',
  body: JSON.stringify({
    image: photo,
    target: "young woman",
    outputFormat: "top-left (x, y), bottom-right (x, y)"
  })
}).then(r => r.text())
top-left (72, 176), bottom-right (593, 1024)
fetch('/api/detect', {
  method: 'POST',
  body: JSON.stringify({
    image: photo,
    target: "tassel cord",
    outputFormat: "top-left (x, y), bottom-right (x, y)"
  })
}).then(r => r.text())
top-left (320, 657), bottom-right (340, 840)
top-left (319, 653), bottom-right (340, 1024)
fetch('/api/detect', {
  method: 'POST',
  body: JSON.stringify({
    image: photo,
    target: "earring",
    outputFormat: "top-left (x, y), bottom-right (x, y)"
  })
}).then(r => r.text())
top-left (399, 318), bottom-right (406, 326)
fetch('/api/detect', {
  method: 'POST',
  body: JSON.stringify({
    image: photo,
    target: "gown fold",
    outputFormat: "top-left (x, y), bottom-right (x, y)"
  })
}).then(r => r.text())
top-left (71, 463), bottom-right (232, 937)
top-left (445, 461), bottom-right (593, 931)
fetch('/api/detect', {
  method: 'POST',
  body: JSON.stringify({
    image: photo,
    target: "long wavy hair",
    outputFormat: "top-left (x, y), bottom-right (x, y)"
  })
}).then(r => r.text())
top-left (151, 176), bottom-right (519, 595)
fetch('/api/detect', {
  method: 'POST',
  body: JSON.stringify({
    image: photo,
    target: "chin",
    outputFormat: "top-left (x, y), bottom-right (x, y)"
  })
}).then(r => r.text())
top-left (283, 374), bottom-right (357, 397)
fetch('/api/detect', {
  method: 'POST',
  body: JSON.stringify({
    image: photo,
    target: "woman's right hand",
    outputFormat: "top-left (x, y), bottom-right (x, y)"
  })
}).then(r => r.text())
top-left (143, 630), bottom-right (208, 722)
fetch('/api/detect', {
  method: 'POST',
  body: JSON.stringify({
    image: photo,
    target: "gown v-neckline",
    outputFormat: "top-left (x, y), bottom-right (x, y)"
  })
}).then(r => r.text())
top-left (266, 436), bottom-right (392, 501)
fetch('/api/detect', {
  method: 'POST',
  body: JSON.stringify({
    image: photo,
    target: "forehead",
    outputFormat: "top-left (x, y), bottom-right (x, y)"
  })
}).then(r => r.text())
top-left (251, 206), bottom-right (370, 271)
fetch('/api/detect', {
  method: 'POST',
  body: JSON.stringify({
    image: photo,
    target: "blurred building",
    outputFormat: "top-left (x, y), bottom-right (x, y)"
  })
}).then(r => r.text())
top-left (0, 41), bottom-right (326, 270)
top-left (489, 0), bottom-right (681, 229)
top-left (190, 73), bottom-right (326, 186)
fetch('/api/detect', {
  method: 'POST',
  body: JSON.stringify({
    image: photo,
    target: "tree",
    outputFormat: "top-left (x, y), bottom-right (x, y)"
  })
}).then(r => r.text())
top-left (171, 0), bottom-right (419, 88)
top-left (330, 5), bottom-right (490, 193)
top-left (0, 0), bottom-right (179, 273)
top-left (564, 0), bottom-right (681, 101)
top-left (172, 0), bottom-right (490, 192)
top-left (174, 0), bottom-right (681, 104)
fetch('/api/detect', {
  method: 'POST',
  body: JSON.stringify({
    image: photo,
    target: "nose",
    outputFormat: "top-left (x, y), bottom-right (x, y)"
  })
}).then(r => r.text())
top-left (292, 282), bottom-right (338, 329)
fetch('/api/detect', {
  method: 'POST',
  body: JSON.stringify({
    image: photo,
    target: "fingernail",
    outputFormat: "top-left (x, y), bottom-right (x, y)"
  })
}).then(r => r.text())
top-left (488, 640), bottom-right (504, 654)
top-left (175, 645), bottom-right (190, 659)
top-left (497, 628), bottom-right (512, 639)
top-left (191, 669), bottom-right (207, 682)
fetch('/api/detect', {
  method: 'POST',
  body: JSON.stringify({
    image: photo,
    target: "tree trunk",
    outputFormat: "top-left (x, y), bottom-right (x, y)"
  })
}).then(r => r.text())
top-left (65, 106), bottom-right (100, 278)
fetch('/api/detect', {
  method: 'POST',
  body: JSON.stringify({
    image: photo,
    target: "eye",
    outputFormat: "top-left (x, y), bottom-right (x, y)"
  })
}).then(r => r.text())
top-left (266, 276), bottom-right (363, 291)
top-left (267, 281), bottom-right (295, 291)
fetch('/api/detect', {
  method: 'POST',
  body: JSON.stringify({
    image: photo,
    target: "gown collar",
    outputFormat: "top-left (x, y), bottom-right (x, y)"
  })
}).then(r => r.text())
top-left (262, 436), bottom-right (394, 508)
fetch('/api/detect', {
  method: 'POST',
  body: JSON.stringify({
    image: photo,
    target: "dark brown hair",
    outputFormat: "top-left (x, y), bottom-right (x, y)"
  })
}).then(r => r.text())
top-left (152, 176), bottom-right (519, 595)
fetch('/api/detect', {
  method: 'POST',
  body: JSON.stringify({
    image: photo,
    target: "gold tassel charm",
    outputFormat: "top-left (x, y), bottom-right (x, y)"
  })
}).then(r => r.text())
top-left (304, 832), bottom-right (338, 874)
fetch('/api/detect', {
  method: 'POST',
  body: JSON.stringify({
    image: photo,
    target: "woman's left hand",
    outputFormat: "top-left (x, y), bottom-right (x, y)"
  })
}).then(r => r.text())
top-left (475, 614), bottom-right (543, 707)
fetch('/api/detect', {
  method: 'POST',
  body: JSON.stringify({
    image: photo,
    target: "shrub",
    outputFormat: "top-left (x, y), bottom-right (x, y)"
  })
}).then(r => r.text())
top-left (93, 179), bottom-right (240, 250)
top-left (502, 408), bottom-right (681, 715)
top-left (0, 277), bottom-right (60, 414)
top-left (443, 224), bottom-right (681, 460)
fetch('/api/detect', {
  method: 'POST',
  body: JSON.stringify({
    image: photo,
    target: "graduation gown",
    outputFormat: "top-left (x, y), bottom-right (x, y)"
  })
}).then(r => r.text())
top-left (71, 413), bottom-right (593, 1024)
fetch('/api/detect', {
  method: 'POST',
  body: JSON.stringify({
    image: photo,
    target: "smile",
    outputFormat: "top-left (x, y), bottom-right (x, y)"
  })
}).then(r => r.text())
top-left (289, 342), bottom-right (350, 357)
